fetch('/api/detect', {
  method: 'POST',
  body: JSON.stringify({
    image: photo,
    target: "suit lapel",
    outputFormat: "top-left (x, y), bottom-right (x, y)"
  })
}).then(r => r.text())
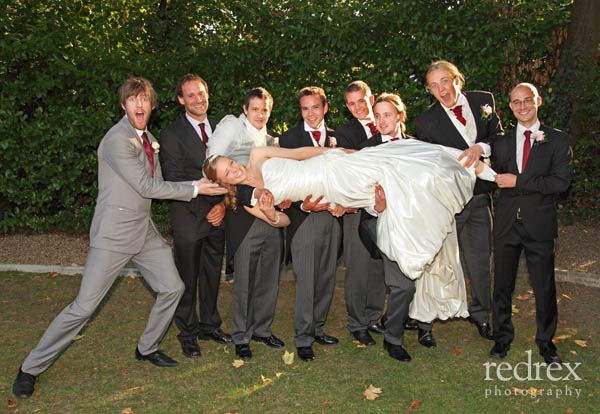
top-left (431, 103), bottom-right (468, 150)
top-left (507, 129), bottom-right (519, 174)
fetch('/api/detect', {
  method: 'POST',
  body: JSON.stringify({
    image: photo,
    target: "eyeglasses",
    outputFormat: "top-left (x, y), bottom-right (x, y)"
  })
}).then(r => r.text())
top-left (427, 77), bottom-right (452, 92)
top-left (510, 97), bottom-right (535, 107)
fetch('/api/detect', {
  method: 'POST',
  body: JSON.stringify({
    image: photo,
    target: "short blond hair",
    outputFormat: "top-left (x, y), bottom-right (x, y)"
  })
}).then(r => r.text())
top-left (426, 60), bottom-right (465, 91)
top-left (374, 93), bottom-right (407, 133)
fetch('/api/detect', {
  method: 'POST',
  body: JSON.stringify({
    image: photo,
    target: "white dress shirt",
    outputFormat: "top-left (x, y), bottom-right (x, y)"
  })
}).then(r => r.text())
top-left (447, 94), bottom-right (491, 157)
top-left (516, 120), bottom-right (541, 174)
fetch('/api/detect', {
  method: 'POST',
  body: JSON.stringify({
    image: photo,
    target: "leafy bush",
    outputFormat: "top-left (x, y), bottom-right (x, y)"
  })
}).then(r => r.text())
top-left (0, 0), bottom-right (585, 233)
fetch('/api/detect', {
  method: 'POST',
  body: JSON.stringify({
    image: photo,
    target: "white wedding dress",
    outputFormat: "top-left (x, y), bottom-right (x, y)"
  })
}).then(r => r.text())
top-left (261, 139), bottom-right (496, 323)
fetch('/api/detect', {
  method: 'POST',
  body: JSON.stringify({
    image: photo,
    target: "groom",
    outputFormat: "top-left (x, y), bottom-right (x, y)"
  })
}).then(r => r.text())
top-left (12, 77), bottom-right (227, 398)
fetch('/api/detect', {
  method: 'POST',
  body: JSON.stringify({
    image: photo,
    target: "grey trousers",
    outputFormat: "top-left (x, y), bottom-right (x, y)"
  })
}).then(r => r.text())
top-left (291, 211), bottom-right (341, 347)
top-left (455, 193), bottom-right (492, 323)
top-left (342, 212), bottom-right (385, 332)
top-left (22, 229), bottom-right (184, 376)
top-left (231, 219), bottom-right (281, 344)
top-left (363, 218), bottom-right (430, 345)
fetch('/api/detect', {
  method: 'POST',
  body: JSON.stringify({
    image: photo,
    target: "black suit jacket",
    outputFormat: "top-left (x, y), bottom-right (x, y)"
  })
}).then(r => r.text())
top-left (415, 91), bottom-right (503, 195)
top-left (159, 114), bottom-right (222, 235)
top-left (335, 118), bottom-right (369, 150)
top-left (279, 124), bottom-right (337, 245)
top-left (492, 125), bottom-right (572, 241)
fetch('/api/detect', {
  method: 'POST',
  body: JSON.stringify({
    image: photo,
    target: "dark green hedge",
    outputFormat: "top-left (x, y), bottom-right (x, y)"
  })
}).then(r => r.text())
top-left (1, 0), bottom-right (594, 233)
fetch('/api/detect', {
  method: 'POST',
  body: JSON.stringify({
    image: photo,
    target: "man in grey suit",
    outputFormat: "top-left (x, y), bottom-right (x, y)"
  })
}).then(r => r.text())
top-left (12, 77), bottom-right (227, 399)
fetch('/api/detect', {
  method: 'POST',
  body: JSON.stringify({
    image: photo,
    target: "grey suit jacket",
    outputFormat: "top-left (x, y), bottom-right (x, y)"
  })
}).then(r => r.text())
top-left (90, 116), bottom-right (195, 254)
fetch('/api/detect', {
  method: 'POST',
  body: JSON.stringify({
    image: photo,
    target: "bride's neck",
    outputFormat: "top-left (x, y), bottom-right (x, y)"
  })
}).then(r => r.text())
top-left (242, 162), bottom-right (263, 187)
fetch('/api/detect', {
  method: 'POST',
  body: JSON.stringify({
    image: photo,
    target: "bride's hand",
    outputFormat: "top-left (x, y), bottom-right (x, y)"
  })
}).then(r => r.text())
top-left (258, 191), bottom-right (277, 221)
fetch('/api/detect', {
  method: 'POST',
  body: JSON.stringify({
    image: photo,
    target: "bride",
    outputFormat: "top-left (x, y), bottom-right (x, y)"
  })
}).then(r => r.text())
top-left (203, 119), bottom-right (495, 323)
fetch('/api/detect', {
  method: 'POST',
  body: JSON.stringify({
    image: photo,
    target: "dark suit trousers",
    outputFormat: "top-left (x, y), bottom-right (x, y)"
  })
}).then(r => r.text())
top-left (363, 218), bottom-right (430, 345)
top-left (492, 221), bottom-right (557, 346)
top-left (455, 193), bottom-right (492, 323)
top-left (291, 211), bottom-right (341, 347)
top-left (173, 228), bottom-right (225, 340)
top-left (343, 212), bottom-right (385, 332)
top-left (232, 219), bottom-right (281, 344)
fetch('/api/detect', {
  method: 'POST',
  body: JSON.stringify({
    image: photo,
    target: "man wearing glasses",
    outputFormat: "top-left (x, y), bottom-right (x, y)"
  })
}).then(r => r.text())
top-left (415, 60), bottom-right (503, 346)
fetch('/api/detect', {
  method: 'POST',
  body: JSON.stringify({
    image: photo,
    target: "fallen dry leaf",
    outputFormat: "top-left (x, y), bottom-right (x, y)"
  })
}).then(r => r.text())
top-left (527, 387), bottom-right (541, 396)
top-left (512, 305), bottom-right (520, 314)
top-left (73, 334), bottom-right (85, 341)
top-left (562, 294), bottom-right (572, 300)
top-left (125, 386), bottom-right (141, 392)
top-left (7, 398), bottom-right (17, 409)
top-left (352, 340), bottom-right (360, 344)
top-left (356, 344), bottom-right (367, 349)
top-left (559, 320), bottom-right (568, 325)
top-left (121, 409), bottom-right (133, 414)
top-left (515, 295), bottom-right (530, 300)
top-left (570, 350), bottom-right (577, 355)
top-left (48, 272), bottom-right (59, 277)
top-left (364, 384), bottom-right (382, 400)
top-left (453, 348), bottom-right (461, 355)
top-left (282, 350), bottom-right (294, 365)
top-left (223, 346), bottom-right (230, 354)
top-left (552, 334), bottom-right (571, 343)
top-left (261, 375), bottom-right (272, 384)
top-left (275, 372), bottom-right (283, 378)
top-left (573, 340), bottom-right (588, 348)
top-left (567, 408), bottom-right (574, 414)
top-left (407, 399), bottom-right (420, 412)
top-left (43, 296), bottom-right (52, 301)
top-left (232, 360), bottom-right (244, 368)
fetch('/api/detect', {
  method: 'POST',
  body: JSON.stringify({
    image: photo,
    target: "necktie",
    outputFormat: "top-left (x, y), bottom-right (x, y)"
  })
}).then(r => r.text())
top-left (140, 132), bottom-right (154, 177)
top-left (366, 121), bottom-right (377, 136)
top-left (451, 105), bottom-right (467, 126)
top-left (311, 130), bottom-right (321, 146)
top-left (522, 130), bottom-right (532, 172)
top-left (390, 137), bottom-right (400, 142)
top-left (199, 123), bottom-right (209, 145)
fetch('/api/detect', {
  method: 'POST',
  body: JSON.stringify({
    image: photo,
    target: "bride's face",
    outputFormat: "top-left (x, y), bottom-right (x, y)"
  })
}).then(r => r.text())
top-left (215, 157), bottom-right (247, 184)
top-left (374, 101), bottom-right (401, 137)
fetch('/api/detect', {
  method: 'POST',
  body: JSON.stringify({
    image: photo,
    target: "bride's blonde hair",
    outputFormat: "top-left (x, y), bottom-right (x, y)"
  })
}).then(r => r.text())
top-left (374, 92), bottom-right (408, 134)
top-left (203, 155), bottom-right (239, 210)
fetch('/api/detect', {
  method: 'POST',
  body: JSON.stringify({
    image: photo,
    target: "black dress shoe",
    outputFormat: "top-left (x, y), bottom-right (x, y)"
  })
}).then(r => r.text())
top-left (235, 344), bottom-right (252, 360)
top-left (180, 338), bottom-right (201, 358)
top-left (352, 329), bottom-right (376, 346)
top-left (135, 348), bottom-right (179, 367)
top-left (404, 318), bottom-right (418, 331)
top-left (490, 342), bottom-right (510, 359)
top-left (418, 328), bottom-right (436, 348)
top-left (198, 328), bottom-right (233, 344)
top-left (297, 346), bottom-right (315, 362)
top-left (13, 368), bottom-right (36, 398)
top-left (383, 340), bottom-right (411, 362)
top-left (367, 323), bottom-right (386, 335)
top-left (468, 317), bottom-right (493, 340)
top-left (252, 334), bottom-right (285, 348)
top-left (314, 334), bottom-right (339, 345)
top-left (539, 343), bottom-right (562, 365)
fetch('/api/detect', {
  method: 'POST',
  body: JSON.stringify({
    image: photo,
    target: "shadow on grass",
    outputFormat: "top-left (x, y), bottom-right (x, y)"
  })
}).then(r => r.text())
top-left (1, 271), bottom-right (598, 413)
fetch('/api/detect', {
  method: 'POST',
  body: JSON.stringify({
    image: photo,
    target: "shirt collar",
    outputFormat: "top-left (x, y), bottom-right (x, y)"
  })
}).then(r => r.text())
top-left (517, 120), bottom-right (541, 138)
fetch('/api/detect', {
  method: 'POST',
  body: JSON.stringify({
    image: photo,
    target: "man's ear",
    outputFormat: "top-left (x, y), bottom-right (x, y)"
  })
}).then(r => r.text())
top-left (243, 105), bottom-right (248, 116)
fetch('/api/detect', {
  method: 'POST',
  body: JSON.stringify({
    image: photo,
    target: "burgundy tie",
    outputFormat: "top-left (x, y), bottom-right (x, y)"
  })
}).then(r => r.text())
top-left (522, 130), bottom-right (532, 172)
top-left (451, 105), bottom-right (467, 126)
top-left (311, 130), bottom-right (321, 146)
top-left (199, 123), bottom-right (209, 145)
top-left (390, 137), bottom-right (400, 142)
top-left (366, 121), bottom-right (377, 136)
top-left (140, 132), bottom-right (154, 177)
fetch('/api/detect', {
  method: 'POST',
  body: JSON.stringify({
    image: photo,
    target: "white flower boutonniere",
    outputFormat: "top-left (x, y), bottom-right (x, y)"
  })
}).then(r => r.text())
top-left (534, 130), bottom-right (547, 144)
top-left (329, 136), bottom-right (337, 148)
top-left (481, 104), bottom-right (492, 120)
top-left (151, 141), bottom-right (160, 153)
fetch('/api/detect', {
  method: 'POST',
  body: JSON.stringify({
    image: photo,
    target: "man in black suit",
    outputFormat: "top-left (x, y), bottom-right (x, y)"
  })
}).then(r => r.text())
top-left (280, 86), bottom-right (343, 362)
top-left (160, 74), bottom-right (232, 358)
top-left (490, 83), bottom-right (572, 364)
top-left (335, 81), bottom-right (386, 346)
top-left (415, 60), bottom-right (503, 344)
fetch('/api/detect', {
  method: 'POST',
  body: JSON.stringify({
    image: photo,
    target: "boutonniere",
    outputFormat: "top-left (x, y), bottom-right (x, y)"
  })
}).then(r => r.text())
top-left (533, 130), bottom-right (547, 145)
top-left (481, 104), bottom-right (492, 120)
top-left (328, 136), bottom-right (337, 148)
top-left (151, 141), bottom-right (160, 153)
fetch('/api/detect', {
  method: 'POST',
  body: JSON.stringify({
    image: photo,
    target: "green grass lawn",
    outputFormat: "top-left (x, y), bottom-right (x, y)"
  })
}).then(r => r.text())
top-left (1, 271), bottom-right (598, 413)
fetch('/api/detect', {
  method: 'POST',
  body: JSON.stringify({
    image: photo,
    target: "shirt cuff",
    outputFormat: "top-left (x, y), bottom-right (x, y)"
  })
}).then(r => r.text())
top-left (192, 185), bottom-right (199, 198)
top-left (250, 189), bottom-right (257, 207)
top-left (476, 142), bottom-right (491, 158)
top-left (365, 206), bottom-right (379, 217)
